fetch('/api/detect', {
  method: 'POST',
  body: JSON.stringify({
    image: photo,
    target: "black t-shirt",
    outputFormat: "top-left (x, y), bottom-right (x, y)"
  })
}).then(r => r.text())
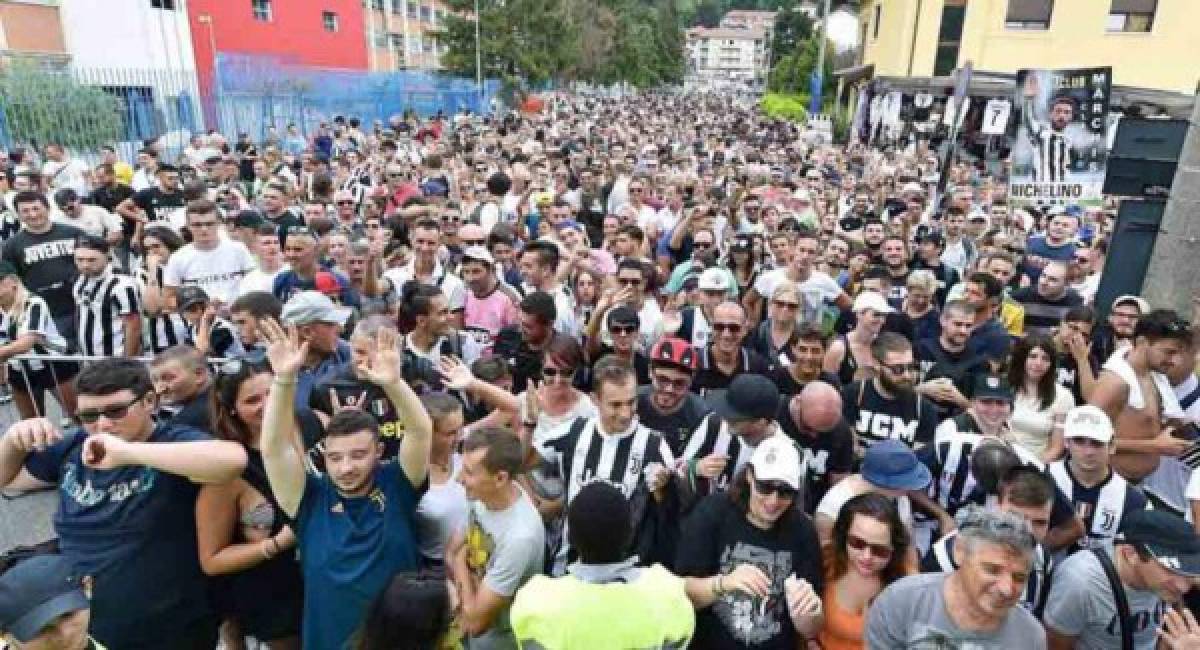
top-left (587, 347), bottom-right (651, 388)
top-left (676, 494), bottom-right (824, 650)
top-left (308, 368), bottom-right (406, 463)
top-left (266, 209), bottom-right (305, 246)
top-left (776, 397), bottom-right (855, 511)
top-left (691, 345), bottom-right (772, 395)
top-left (636, 386), bottom-right (712, 457)
top-left (767, 365), bottom-right (841, 397)
top-left (133, 187), bottom-right (186, 231)
top-left (912, 258), bottom-right (961, 307)
top-left (841, 379), bottom-right (938, 453)
top-left (915, 338), bottom-right (989, 420)
top-left (1056, 350), bottom-right (1096, 406)
top-left (493, 325), bottom-right (543, 393)
top-left (168, 388), bottom-right (211, 433)
top-left (89, 183), bottom-right (135, 213)
top-left (2, 223), bottom-right (85, 318)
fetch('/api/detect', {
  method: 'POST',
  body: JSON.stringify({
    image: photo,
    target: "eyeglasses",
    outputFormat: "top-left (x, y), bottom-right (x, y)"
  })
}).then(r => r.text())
top-left (846, 534), bottom-right (893, 560)
top-left (881, 362), bottom-right (920, 375)
top-left (771, 300), bottom-right (800, 310)
top-left (652, 373), bottom-right (691, 390)
top-left (712, 322), bottom-right (742, 333)
top-left (610, 324), bottom-right (638, 336)
top-left (692, 241), bottom-right (713, 250)
top-left (462, 238), bottom-right (485, 246)
top-left (443, 215), bottom-right (462, 223)
top-left (336, 200), bottom-right (355, 206)
top-left (188, 220), bottom-right (219, 229)
top-left (629, 187), bottom-right (644, 193)
top-left (541, 366), bottom-right (576, 379)
top-left (618, 277), bottom-right (642, 287)
top-left (77, 392), bottom-right (148, 424)
top-left (753, 479), bottom-right (797, 499)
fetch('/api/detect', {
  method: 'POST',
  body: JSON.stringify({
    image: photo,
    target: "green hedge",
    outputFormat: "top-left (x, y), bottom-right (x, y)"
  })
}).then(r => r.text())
top-left (760, 93), bottom-right (809, 122)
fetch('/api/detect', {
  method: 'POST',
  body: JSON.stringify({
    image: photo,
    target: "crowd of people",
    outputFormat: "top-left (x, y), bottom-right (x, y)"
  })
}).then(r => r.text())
top-left (1, 93), bottom-right (1200, 649)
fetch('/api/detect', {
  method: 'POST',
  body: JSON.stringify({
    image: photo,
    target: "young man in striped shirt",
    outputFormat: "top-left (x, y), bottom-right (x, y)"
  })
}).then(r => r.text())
top-left (72, 234), bottom-right (141, 358)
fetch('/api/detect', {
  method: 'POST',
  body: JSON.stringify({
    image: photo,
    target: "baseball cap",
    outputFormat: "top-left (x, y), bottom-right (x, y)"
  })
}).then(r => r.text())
top-left (971, 374), bottom-right (1014, 402)
top-left (0, 555), bottom-right (90, 642)
top-left (852, 291), bottom-right (894, 314)
top-left (698, 268), bottom-right (730, 292)
top-left (233, 209), bottom-right (265, 229)
top-left (1113, 294), bottom-right (1150, 314)
top-left (313, 272), bottom-right (341, 297)
top-left (918, 231), bottom-right (945, 248)
top-left (901, 182), bottom-right (924, 195)
top-left (650, 337), bottom-right (698, 371)
top-left (1062, 405), bottom-right (1114, 443)
top-left (749, 435), bottom-right (803, 490)
top-left (608, 305), bottom-right (640, 329)
top-left (462, 245), bottom-right (494, 266)
top-left (731, 236), bottom-right (753, 253)
top-left (177, 286), bottom-right (209, 310)
top-left (711, 374), bottom-right (780, 423)
top-left (281, 291), bottom-right (351, 326)
top-left (862, 439), bottom-right (931, 491)
top-left (1118, 509), bottom-right (1200, 577)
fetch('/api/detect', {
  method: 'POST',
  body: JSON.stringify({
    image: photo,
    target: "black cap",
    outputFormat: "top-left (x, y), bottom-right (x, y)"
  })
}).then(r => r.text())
top-left (971, 374), bottom-right (1014, 402)
top-left (608, 305), bottom-right (640, 329)
top-left (711, 374), bottom-right (780, 422)
top-left (0, 555), bottom-right (89, 642)
top-left (1118, 509), bottom-right (1200, 576)
top-left (732, 236), bottom-right (753, 253)
top-left (0, 261), bottom-right (17, 279)
top-left (234, 209), bottom-right (266, 229)
top-left (177, 286), bottom-right (209, 310)
top-left (918, 231), bottom-right (946, 248)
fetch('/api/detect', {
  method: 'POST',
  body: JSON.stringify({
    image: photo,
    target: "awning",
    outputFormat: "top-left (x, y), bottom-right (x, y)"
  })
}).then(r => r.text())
top-left (833, 63), bottom-right (875, 85)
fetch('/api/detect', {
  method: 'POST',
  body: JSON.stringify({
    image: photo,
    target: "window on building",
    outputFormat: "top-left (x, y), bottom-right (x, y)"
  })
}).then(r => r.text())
top-left (252, 0), bottom-right (272, 22)
top-left (322, 11), bottom-right (339, 32)
top-left (420, 5), bottom-right (432, 22)
top-left (390, 34), bottom-right (407, 67)
top-left (373, 30), bottom-right (389, 47)
top-left (934, 0), bottom-right (966, 76)
top-left (423, 38), bottom-right (434, 53)
top-left (408, 1), bottom-right (418, 18)
top-left (1107, 0), bottom-right (1156, 31)
top-left (1005, 0), bottom-right (1053, 29)
top-left (391, 0), bottom-right (403, 14)
top-left (873, 4), bottom-right (881, 39)
top-left (150, 0), bottom-right (177, 10)
top-left (366, 0), bottom-right (384, 9)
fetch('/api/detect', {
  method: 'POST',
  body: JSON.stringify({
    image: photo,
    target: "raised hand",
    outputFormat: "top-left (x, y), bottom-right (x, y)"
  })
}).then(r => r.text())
top-left (357, 327), bottom-right (403, 386)
top-left (81, 433), bottom-right (130, 470)
top-left (259, 318), bottom-right (309, 378)
top-left (5, 418), bottom-right (62, 453)
top-left (436, 355), bottom-right (474, 391)
top-left (1161, 607), bottom-right (1200, 649)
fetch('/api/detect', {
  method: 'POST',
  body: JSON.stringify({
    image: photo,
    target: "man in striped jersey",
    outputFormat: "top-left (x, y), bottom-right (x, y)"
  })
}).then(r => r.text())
top-left (1022, 75), bottom-right (1076, 184)
top-left (535, 356), bottom-right (677, 575)
top-left (921, 466), bottom-right (1056, 616)
top-left (71, 234), bottom-right (141, 358)
top-left (679, 373), bottom-right (783, 496)
top-left (1049, 405), bottom-right (1146, 554)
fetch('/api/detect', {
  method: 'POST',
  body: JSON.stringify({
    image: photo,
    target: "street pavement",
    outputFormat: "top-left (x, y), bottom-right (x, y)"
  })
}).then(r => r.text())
top-left (0, 399), bottom-right (59, 554)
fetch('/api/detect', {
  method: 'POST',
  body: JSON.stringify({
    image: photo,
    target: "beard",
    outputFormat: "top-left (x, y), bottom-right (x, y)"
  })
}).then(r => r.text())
top-left (879, 372), bottom-right (914, 395)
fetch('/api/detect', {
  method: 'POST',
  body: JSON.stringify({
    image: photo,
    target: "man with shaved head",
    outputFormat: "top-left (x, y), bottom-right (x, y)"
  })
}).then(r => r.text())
top-left (776, 381), bottom-right (855, 511)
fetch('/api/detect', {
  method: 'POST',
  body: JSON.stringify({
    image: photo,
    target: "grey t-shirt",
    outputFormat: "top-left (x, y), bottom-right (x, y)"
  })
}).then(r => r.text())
top-left (865, 572), bottom-right (1047, 649)
top-left (464, 486), bottom-right (546, 649)
top-left (1043, 545), bottom-right (1166, 649)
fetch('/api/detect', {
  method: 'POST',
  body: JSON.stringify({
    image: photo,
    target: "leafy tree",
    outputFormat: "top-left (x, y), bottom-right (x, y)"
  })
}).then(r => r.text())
top-left (0, 62), bottom-right (121, 151)
top-left (436, 0), bottom-right (579, 86)
top-left (769, 35), bottom-right (833, 101)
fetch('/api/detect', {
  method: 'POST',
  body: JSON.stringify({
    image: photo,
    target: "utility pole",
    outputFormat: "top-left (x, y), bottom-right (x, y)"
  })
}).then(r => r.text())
top-left (809, 0), bottom-right (832, 114)
top-left (474, 0), bottom-right (484, 110)
top-left (1139, 93), bottom-right (1200, 316)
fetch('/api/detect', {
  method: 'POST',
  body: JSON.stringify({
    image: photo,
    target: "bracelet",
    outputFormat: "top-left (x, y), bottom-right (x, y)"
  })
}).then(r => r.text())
top-left (260, 539), bottom-right (274, 560)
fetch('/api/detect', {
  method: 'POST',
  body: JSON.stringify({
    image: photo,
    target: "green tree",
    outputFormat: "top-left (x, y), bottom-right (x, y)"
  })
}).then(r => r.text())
top-left (768, 35), bottom-right (833, 100)
top-left (0, 62), bottom-right (121, 151)
top-left (436, 0), bottom-right (580, 86)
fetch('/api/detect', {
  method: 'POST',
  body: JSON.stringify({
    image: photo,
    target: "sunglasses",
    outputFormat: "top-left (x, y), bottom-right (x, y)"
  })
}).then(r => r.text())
top-left (881, 362), bottom-right (921, 375)
top-left (462, 238), bottom-right (485, 246)
top-left (336, 200), bottom-right (355, 206)
top-left (443, 215), bottom-right (462, 223)
top-left (652, 373), bottom-right (691, 390)
top-left (772, 300), bottom-right (800, 310)
top-left (692, 241), bottom-right (713, 250)
top-left (77, 392), bottom-right (148, 424)
top-left (618, 277), bottom-right (642, 287)
top-left (847, 534), bottom-right (893, 560)
top-left (753, 479), bottom-right (797, 499)
top-left (610, 324), bottom-right (637, 336)
top-left (541, 366), bottom-right (576, 379)
top-left (712, 322), bottom-right (742, 333)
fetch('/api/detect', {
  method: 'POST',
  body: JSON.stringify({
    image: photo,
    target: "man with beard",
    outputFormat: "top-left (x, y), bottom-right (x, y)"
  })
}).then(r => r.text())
top-left (274, 226), bottom-right (359, 307)
top-left (460, 246), bottom-right (520, 354)
top-left (516, 239), bottom-right (577, 337)
top-left (841, 332), bottom-right (938, 455)
top-left (964, 272), bottom-right (1012, 369)
top-left (1012, 261), bottom-right (1082, 338)
top-left (398, 283), bottom-right (483, 390)
top-left (637, 337), bottom-right (709, 456)
top-left (1091, 294), bottom-right (1148, 364)
top-left (494, 291), bottom-right (558, 393)
top-left (940, 206), bottom-right (975, 277)
top-left (916, 300), bottom-right (988, 421)
top-left (1090, 309), bottom-right (1193, 485)
top-left (117, 163), bottom-right (186, 234)
top-left (777, 380), bottom-right (854, 512)
top-left (259, 318), bottom-right (432, 650)
top-left (879, 235), bottom-right (911, 303)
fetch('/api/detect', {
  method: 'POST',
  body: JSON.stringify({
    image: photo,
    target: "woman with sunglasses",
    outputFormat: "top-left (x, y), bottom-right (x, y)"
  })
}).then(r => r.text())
top-left (750, 282), bottom-right (801, 365)
top-left (817, 493), bottom-right (912, 650)
top-left (677, 436), bottom-right (824, 650)
top-left (195, 359), bottom-right (303, 650)
top-left (723, 235), bottom-right (762, 303)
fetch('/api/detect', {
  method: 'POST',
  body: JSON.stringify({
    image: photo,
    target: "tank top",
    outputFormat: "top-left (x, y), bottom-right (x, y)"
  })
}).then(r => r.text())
top-left (818, 579), bottom-right (868, 650)
top-left (837, 335), bottom-right (859, 385)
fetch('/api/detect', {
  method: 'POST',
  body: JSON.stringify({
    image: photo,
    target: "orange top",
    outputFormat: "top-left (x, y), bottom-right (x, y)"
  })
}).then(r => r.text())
top-left (815, 544), bottom-right (915, 650)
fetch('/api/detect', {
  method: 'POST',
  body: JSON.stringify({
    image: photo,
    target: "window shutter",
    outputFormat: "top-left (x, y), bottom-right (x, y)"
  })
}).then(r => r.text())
top-left (1110, 0), bottom-right (1156, 13)
top-left (1006, 0), bottom-right (1053, 22)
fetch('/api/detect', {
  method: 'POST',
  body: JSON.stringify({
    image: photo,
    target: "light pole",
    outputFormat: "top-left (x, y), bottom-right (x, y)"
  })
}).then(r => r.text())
top-left (809, 0), bottom-right (832, 115)
top-left (474, 0), bottom-right (483, 110)
top-left (196, 13), bottom-right (219, 130)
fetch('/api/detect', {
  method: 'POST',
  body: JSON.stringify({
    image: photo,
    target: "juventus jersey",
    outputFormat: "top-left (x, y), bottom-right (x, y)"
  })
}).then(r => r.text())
top-left (923, 530), bottom-right (1051, 614)
top-left (0, 294), bottom-right (68, 375)
top-left (73, 269), bottom-right (141, 357)
top-left (1023, 99), bottom-right (1072, 182)
top-left (1048, 460), bottom-right (1147, 552)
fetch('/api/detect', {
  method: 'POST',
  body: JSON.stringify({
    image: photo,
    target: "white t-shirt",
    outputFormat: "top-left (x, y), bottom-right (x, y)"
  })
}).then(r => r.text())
top-left (753, 268), bottom-right (842, 326)
top-left (42, 159), bottom-right (89, 194)
top-left (1009, 384), bottom-right (1075, 458)
top-left (163, 239), bottom-right (258, 305)
top-left (53, 205), bottom-right (122, 240)
top-left (238, 264), bottom-right (286, 296)
top-left (383, 259), bottom-right (467, 311)
top-left (817, 476), bottom-right (914, 531)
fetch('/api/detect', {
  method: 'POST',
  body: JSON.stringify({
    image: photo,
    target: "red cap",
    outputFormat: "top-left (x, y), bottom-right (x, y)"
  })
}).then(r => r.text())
top-left (314, 272), bottom-right (340, 296)
top-left (650, 337), bottom-right (698, 371)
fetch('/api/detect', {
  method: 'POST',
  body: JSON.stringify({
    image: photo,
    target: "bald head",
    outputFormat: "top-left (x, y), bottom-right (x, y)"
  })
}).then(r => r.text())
top-left (459, 223), bottom-right (485, 242)
top-left (790, 381), bottom-right (843, 433)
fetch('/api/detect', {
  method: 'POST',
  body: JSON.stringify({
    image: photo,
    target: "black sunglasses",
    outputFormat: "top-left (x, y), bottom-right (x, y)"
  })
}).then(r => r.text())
top-left (712, 322), bottom-right (742, 333)
top-left (610, 324), bottom-right (637, 335)
top-left (753, 479), bottom-right (797, 499)
top-left (77, 391), bottom-right (149, 424)
top-left (541, 366), bottom-right (576, 379)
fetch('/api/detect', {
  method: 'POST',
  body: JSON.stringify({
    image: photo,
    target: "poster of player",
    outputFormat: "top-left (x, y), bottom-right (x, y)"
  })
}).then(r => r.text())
top-left (1009, 66), bottom-right (1112, 207)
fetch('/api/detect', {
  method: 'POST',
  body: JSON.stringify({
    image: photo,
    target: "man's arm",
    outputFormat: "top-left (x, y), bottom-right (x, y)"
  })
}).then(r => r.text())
top-left (122, 312), bottom-right (142, 356)
top-left (83, 433), bottom-right (245, 484)
top-left (362, 327), bottom-right (432, 485)
top-left (0, 419), bottom-right (60, 490)
top-left (258, 319), bottom-right (312, 518)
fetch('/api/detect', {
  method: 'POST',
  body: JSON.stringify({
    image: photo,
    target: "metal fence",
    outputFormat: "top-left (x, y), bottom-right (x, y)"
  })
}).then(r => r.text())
top-left (0, 55), bottom-right (500, 162)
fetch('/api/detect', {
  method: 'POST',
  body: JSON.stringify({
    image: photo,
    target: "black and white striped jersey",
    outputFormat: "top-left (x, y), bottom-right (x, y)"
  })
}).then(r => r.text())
top-left (134, 266), bottom-right (190, 354)
top-left (73, 269), bottom-right (141, 357)
top-left (1048, 460), bottom-right (1147, 551)
top-left (0, 293), bottom-right (68, 374)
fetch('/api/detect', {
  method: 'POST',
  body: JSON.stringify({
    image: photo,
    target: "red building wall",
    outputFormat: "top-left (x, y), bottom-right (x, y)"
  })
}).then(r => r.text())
top-left (188, 0), bottom-right (368, 101)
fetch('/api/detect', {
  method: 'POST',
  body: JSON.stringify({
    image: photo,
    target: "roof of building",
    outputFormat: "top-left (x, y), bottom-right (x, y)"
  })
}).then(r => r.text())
top-left (686, 26), bottom-right (767, 41)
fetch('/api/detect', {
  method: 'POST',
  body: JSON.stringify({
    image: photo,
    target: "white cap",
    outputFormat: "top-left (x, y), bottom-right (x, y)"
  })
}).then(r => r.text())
top-left (1062, 405), bottom-right (1114, 444)
top-left (749, 435), bottom-right (803, 489)
top-left (791, 188), bottom-right (812, 202)
top-left (281, 291), bottom-right (351, 326)
top-left (698, 268), bottom-right (730, 291)
top-left (901, 182), bottom-right (924, 195)
top-left (462, 245), bottom-right (494, 266)
top-left (852, 291), bottom-right (894, 314)
top-left (1113, 294), bottom-right (1150, 315)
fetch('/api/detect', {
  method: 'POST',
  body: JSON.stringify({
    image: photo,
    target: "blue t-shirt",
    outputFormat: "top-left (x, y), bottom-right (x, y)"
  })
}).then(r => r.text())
top-left (24, 424), bottom-right (214, 648)
top-left (296, 339), bottom-right (353, 409)
top-left (295, 461), bottom-right (427, 650)
top-left (967, 317), bottom-right (1012, 364)
top-left (1022, 235), bottom-right (1075, 283)
top-left (272, 269), bottom-right (361, 308)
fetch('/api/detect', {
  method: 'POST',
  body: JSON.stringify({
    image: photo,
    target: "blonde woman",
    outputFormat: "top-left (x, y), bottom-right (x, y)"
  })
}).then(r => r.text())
top-left (750, 281), bottom-right (802, 364)
top-left (0, 263), bottom-right (78, 419)
top-left (903, 270), bottom-right (941, 343)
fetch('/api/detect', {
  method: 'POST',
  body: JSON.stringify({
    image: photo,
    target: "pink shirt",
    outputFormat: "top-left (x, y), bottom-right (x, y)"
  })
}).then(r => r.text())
top-left (463, 286), bottom-right (520, 352)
